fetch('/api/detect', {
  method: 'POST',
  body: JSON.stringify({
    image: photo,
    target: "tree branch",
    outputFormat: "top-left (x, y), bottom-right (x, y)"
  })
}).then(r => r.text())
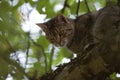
top-left (61, 0), bottom-right (69, 14)
top-left (76, 0), bottom-right (81, 17)
top-left (84, 0), bottom-right (90, 12)
top-left (30, 38), bottom-right (48, 73)
top-left (2, 32), bottom-right (21, 63)
top-left (25, 32), bottom-right (31, 70)
top-left (49, 46), bottom-right (55, 72)
top-left (117, 0), bottom-right (120, 6)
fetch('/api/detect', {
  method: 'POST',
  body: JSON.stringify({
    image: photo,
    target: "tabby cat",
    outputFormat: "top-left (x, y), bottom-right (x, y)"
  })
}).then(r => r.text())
top-left (37, 6), bottom-right (120, 54)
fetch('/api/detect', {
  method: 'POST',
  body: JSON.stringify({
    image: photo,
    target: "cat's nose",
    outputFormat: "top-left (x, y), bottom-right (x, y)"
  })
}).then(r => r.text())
top-left (54, 41), bottom-right (64, 47)
top-left (54, 41), bottom-right (62, 47)
top-left (60, 40), bottom-right (67, 46)
top-left (60, 42), bottom-right (64, 46)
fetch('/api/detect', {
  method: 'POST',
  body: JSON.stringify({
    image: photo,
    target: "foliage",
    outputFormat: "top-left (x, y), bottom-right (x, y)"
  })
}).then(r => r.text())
top-left (0, 0), bottom-right (119, 80)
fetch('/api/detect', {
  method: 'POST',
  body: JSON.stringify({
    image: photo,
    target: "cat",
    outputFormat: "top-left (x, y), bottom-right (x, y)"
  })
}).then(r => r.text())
top-left (36, 13), bottom-right (95, 54)
top-left (37, 6), bottom-right (120, 54)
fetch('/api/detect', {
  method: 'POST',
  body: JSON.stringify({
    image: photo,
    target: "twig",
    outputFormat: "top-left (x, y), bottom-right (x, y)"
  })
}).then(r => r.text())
top-left (2, 33), bottom-right (16, 53)
top-left (25, 32), bottom-right (30, 70)
top-left (2, 32), bottom-right (20, 63)
top-left (76, 0), bottom-right (81, 17)
top-left (61, 0), bottom-right (69, 13)
top-left (117, 0), bottom-right (120, 6)
top-left (30, 38), bottom-right (48, 73)
top-left (49, 46), bottom-right (55, 72)
top-left (84, 0), bottom-right (90, 12)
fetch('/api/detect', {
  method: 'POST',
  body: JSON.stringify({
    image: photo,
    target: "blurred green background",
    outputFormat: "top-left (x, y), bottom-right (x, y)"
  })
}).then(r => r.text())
top-left (0, 0), bottom-right (119, 80)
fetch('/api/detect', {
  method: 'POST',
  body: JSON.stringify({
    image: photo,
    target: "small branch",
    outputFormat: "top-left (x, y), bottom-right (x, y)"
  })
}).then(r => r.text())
top-left (84, 0), bottom-right (90, 12)
top-left (117, 0), bottom-right (120, 6)
top-left (25, 32), bottom-right (30, 70)
top-left (76, 0), bottom-right (81, 17)
top-left (49, 46), bottom-right (55, 72)
top-left (2, 33), bottom-right (15, 53)
top-left (2, 32), bottom-right (20, 63)
top-left (30, 38), bottom-right (48, 73)
top-left (61, 0), bottom-right (69, 14)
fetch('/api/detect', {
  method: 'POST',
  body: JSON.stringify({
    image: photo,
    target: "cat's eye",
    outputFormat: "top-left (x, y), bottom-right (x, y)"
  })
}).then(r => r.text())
top-left (59, 31), bottom-right (64, 36)
top-left (51, 36), bottom-right (54, 39)
top-left (47, 34), bottom-right (54, 40)
top-left (67, 29), bottom-right (72, 31)
top-left (66, 28), bottom-right (72, 31)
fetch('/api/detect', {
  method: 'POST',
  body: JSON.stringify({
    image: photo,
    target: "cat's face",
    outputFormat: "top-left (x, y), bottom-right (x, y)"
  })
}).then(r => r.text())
top-left (37, 14), bottom-right (74, 47)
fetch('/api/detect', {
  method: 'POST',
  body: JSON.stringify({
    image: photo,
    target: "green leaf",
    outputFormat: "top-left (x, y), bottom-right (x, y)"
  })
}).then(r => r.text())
top-left (13, 0), bottom-right (25, 9)
top-left (53, 47), bottom-right (73, 65)
top-left (59, 47), bottom-right (73, 58)
top-left (105, 0), bottom-right (118, 6)
top-left (79, 1), bottom-right (88, 15)
top-left (87, 0), bottom-right (96, 11)
top-left (110, 73), bottom-right (120, 80)
top-left (36, 0), bottom-right (56, 18)
top-left (0, 58), bottom-right (10, 78)
top-left (37, 35), bottom-right (50, 49)
top-left (95, 0), bottom-right (106, 7)
top-left (68, 0), bottom-right (75, 5)
top-left (27, 0), bottom-right (36, 6)
top-left (63, 8), bottom-right (71, 16)
top-left (70, 1), bottom-right (77, 15)
top-left (33, 62), bottom-right (46, 76)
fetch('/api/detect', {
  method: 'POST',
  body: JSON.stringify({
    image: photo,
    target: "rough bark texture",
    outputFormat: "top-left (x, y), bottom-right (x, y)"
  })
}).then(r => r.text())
top-left (40, 6), bottom-right (120, 80)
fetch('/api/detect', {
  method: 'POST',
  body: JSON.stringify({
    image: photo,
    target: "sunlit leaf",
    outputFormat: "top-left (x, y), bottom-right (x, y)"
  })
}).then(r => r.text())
top-left (79, 1), bottom-right (88, 15)
top-left (87, 0), bottom-right (96, 11)
top-left (94, 0), bottom-right (106, 7)
top-left (68, 0), bottom-right (75, 5)
top-left (37, 35), bottom-right (49, 49)
top-left (59, 47), bottom-right (73, 58)
top-left (27, 0), bottom-right (36, 6)
top-left (52, 47), bottom-right (73, 65)
top-left (70, 1), bottom-right (77, 15)
top-left (13, 0), bottom-right (25, 9)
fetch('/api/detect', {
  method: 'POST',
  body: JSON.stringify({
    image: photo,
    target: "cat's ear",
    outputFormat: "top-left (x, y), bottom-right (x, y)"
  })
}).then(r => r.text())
top-left (36, 23), bottom-right (48, 32)
top-left (56, 14), bottom-right (69, 23)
